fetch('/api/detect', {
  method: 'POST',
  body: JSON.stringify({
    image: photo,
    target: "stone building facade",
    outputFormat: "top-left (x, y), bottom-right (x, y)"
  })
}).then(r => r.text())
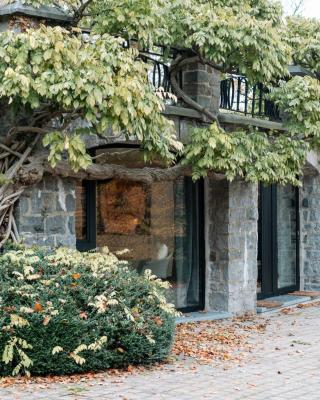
top-left (300, 174), bottom-right (320, 291)
top-left (206, 180), bottom-right (258, 314)
top-left (15, 176), bottom-right (76, 249)
top-left (2, 3), bottom-right (320, 315)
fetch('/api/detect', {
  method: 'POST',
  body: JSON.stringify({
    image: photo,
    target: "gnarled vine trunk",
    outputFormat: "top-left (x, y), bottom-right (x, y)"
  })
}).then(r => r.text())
top-left (0, 134), bottom-right (40, 246)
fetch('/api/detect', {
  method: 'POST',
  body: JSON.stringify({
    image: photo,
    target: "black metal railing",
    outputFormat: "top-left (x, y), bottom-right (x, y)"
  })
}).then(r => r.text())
top-left (139, 50), bottom-right (281, 122)
top-left (220, 75), bottom-right (280, 121)
top-left (141, 54), bottom-right (173, 93)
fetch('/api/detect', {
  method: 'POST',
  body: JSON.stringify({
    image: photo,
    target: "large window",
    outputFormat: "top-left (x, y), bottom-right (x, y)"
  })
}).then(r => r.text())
top-left (75, 146), bottom-right (204, 311)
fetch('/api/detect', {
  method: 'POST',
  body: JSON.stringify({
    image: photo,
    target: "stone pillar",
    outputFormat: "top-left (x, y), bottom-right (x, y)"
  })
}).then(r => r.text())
top-left (206, 178), bottom-right (258, 314)
top-left (182, 62), bottom-right (221, 115)
top-left (174, 61), bottom-right (221, 143)
top-left (15, 175), bottom-right (76, 248)
top-left (300, 174), bottom-right (320, 291)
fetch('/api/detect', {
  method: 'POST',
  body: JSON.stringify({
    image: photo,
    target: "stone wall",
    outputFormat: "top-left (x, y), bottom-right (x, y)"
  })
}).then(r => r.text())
top-left (15, 175), bottom-right (76, 248)
top-left (300, 174), bottom-right (320, 291)
top-left (206, 178), bottom-right (258, 314)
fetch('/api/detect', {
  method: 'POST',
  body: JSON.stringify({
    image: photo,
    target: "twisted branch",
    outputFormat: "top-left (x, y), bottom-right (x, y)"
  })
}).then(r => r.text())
top-left (0, 133), bottom-right (41, 247)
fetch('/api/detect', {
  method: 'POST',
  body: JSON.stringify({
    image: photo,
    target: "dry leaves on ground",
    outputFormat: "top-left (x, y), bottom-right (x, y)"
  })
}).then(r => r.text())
top-left (281, 307), bottom-right (297, 314)
top-left (0, 365), bottom-right (150, 388)
top-left (172, 315), bottom-right (267, 364)
top-left (297, 301), bottom-right (320, 309)
top-left (0, 314), bottom-right (269, 387)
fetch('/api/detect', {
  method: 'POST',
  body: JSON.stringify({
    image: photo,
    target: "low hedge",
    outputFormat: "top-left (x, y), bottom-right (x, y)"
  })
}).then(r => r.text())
top-left (0, 245), bottom-right (176, 377)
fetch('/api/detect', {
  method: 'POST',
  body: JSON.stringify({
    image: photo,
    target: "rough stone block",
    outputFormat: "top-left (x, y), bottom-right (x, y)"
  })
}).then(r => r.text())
top-left (19, 216), bottom-right (44, 234)
top-left (62, 178), bottom-right (76, 193)
top-left (17, 196), bottom-right (30, 215)
top-left (208, 291), bottom-right (228, 312)
top-left (183, 71), bottom-right (210, 84)
top-left (35, 192), bottom-right (56, 214)
top-left (185, 62), bottom-right (206, 71)
top-left (68, 216), bottom-right (75, 235)
top-left (55, 235), bottom-right (76, 248)
top-left (206, 178), bottom-right (258, 314)
top-left (46, 216), bottom-right (66, 234)
top-left (66, 193), bottom-right (76, 211)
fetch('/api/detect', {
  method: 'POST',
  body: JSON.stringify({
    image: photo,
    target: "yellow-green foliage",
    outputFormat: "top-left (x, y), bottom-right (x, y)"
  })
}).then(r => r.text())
top-left (0, 246), bottom-right (176, 377)
top-left (0, 26), bottom-right (181, 170)
top-left (270, 76), bottom-right (320, 142)
top-left (286, 16), bottom-right (320, 76)
top-left (18, 0), bottom-right (291, 83)
top-left (1, 1), bottom-right (320, 185)
top-left (183, 123), bottom-right (308, 185)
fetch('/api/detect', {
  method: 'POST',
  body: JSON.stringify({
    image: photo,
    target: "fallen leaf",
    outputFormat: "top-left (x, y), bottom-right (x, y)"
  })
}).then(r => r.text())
top-left (117, 348), bottom-right (125, 353)
top-left (79, 312), bottom-right (88, 320)
top-left (34, 302), bottom-right (43, 313)
top-left (43, 316), bottom-right (51, 326)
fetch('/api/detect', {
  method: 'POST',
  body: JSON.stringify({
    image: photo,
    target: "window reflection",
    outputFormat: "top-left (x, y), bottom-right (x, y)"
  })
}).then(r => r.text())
top-left (75, 147), bottom-right (203, 310)
top-left (75, 182), bottom-right (87, 240)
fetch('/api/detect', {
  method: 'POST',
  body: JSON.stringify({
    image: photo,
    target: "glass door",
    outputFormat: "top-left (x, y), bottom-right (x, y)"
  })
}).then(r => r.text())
top-left (75, 146), bottom-right (205, 312)
top-left (94, 176), bottom-right (205, 311)
top-left (258, 184), bottom-right (299, 298)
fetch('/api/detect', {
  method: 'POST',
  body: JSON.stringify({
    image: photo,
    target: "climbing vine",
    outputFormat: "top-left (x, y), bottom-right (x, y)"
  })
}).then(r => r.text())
top-left (0, 0), bottom-right (319, 245)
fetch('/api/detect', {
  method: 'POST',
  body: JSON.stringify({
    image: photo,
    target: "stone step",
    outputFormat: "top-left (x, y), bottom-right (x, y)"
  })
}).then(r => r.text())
top-left (290, 290), bottom-right (320, 298)
top-left (176, 311), bottom-right (231, 324)
top-left (257, 294), bottom-right (311, 313)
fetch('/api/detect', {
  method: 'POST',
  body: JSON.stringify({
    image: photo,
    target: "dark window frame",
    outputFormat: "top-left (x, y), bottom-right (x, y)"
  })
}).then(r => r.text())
top-left (76, 180), bottom-right (97, 252)
top-left (75, 144), bottom-right (205, 312)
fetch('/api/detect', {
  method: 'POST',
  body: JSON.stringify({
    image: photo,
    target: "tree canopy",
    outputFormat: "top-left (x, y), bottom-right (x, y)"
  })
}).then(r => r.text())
top-left (0, 25), bottom-right (181, 169)
top-left (286, 16), bottom-right (320, 77)
top-left (0, 0), bottom-right (317, 178)
top-left (0, 0), bottom-right (320, 244)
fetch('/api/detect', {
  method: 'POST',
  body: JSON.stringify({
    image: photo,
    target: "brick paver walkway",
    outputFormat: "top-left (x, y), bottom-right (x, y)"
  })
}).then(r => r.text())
top-left (1, 304), bottom-right (320, 400)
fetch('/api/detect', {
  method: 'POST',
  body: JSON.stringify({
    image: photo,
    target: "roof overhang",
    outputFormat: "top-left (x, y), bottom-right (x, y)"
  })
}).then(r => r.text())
top-left (0, 1), bottom-right (71, 22)
top-left (289, 65), bottom-right (316, 78)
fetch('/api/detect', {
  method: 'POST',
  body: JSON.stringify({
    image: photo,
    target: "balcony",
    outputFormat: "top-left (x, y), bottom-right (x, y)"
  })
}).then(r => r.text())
top-left (145, 55), bottom-right (314, 123)
top-left (219, 75), bottom-right (280, 121)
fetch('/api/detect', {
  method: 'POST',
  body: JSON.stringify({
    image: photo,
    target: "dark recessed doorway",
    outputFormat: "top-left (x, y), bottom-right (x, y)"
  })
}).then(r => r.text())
top-left (257, 184), bottom-right (300, 299)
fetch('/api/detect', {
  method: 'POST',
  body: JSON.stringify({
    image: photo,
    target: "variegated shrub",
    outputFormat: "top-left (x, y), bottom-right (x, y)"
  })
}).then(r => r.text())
top-left (0, 245), bottom-right (176, 376)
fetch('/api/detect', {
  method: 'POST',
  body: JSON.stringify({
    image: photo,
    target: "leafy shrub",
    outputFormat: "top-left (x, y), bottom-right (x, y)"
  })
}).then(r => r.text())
top-left (0, 245), bottom-right (176, 377)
